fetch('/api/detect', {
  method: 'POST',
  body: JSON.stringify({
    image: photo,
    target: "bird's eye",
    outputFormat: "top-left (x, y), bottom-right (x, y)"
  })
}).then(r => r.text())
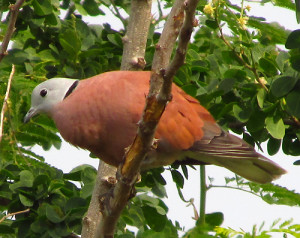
top-left (40, 89), bottom-right (47, 97)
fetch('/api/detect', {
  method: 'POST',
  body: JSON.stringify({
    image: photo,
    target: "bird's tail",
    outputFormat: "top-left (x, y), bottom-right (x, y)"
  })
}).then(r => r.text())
top-left (181, 131), bottom-right (287, 184)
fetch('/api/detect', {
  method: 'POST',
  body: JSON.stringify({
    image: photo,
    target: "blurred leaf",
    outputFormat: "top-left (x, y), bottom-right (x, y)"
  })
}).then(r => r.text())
top-left (171, 170), bottom-right (184, 189)
top-left (233, 104), bottom-right (251, 122)
top-left (286, 90), bottom-right (300, 118)
top-left (293, 160), bottom-right (300, 165)
top-left (205, 212), bottom-right (224, 227)
top-left (205, 19), bottom-right (218, 29)
top-left (259, 57), bottom-right (278, 75)
top-left (270, 76), bottom-right (298, 98)
top-left (19, 193), bottom-right (34, 207)
top-left (285, 30), bottom-right (300, 49)
top-left (267, 137), bottom-right (282, 155)
top-left (297, 0), bottom-right (300, 23)
top-left (46, 204), bottom-right (65, 223)
top-left (290, 54), bottom-right (300, 71)
top-left (218, 78), bottom-right (235, 94)
top-left (142, 205), bottom-right (167, 232)
top-left (82, 0), bottom-right (104, 16)
top-left (107, 34), bottom-right (123, 47)
top-left (257, 88), bottom-right (266, 108)
top-left (32, 0), bottom-right (53, 16)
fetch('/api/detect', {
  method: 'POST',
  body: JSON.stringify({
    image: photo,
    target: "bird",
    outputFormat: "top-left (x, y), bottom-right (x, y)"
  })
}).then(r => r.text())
top-left (24, 71), bottom-right (286, 183)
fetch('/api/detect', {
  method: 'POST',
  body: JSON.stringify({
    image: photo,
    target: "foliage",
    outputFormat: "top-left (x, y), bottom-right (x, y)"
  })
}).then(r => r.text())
top-left (1, 0), bottom-right (300, 237)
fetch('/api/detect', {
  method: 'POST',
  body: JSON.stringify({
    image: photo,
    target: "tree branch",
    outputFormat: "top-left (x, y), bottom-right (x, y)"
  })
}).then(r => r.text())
top-left (120, 0), bottom-right (153, 70)
top-left (96, 0), bottom-right (199, 237)
top-left (0, 0), bottom-right (25, 63)
top-left (81, 162), bottom-right (117, 238)
top-left (0, 208), bottom-right (30, 224)
top-left (0, 65), bottom-right (15, 143)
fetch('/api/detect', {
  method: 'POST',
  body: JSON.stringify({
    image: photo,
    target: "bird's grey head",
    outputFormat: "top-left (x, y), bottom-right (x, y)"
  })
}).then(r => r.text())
top-left (24, 78), bottom-right (79, 123)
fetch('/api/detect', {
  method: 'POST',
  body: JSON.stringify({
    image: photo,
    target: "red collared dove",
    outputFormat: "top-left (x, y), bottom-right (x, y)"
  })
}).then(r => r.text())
top-left (24, 71), bottom-right (286, 183)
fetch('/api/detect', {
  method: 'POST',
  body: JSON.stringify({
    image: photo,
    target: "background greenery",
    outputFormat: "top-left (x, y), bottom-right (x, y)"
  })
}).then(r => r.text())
top-left (1, 0), bottom-right (300, 237)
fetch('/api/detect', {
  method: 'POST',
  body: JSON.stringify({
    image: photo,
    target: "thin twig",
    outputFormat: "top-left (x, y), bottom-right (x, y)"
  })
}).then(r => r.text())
top-left (109, 0), bottom-right (127, 30)
top-left (208, 184), bottom-right (261, 198)
top-left (0, 0), bottom-right (25, 63)
top-left (0, 64), bottom-right (15, 143)
top-left (215, 8), bottom-right (268, 91)
top-left (0, 208), bottom-right (30, 224)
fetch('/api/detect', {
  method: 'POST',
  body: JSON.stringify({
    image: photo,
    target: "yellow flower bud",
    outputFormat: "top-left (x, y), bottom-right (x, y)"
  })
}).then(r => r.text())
top-left (203, 3), bottom-right (215, 17)
top-left (238, 16), bottom-right (249, 30)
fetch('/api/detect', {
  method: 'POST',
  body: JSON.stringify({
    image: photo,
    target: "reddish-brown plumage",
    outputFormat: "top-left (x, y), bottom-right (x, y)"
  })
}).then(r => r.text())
top-left (47, 71), bottom-right (286, 183)
top-left (51, 71), bottom-right (211, 166)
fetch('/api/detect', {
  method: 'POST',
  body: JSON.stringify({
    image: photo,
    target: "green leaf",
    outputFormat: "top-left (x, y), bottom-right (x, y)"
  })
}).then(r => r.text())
top-left (19, 193), bottom-right (34, 207)
top-left (0, 224), bottom-right (14, 234)
top-left (142, 205), bottom-right (167, 232)
top-left (297, 0), bottom-right (300, 23)
top-left (171, 170), bottom-right (184, 189)
top-left (233, 104), bottom-right (251, 122)
top-left (59, 29), bottom-right (81, 57)
top-left (276, 51), bottom-right (290, 72)
top-left (188, 49), bottom-right (200, 60)
top-left (204, 212), bottom-right (224, 226)
top-left (20, 170), bottom-right (34, 187)
top-left (31, 220), bottom-right (48, 233)
top-left (107, 34), bottom-right (123, 47)
top-left (191, 60), bottom-right (209, 72)
top-left (82, 0), bottom-right (104, 16)
top-left (270, 76), bottom-right (298, 98)
top-left (205, 19), bottom-right (218, 29)
top-left (257, 88), bottom-right (266, 108)
top-left (293, 160), bottom-right (300, 165)
top-left (259, 57), bottom-right (278, 75)
top-left (265, 116), bottom-right (285, 139)
top-left (65, 197), bottom-right (86, 212)
top-left (286, 90), bottom-right (300, 118)
top-left (181, 165), bottom-right (188, 180)
top-left (267, 137), bottom-right (282, 156)
top-left (32, 0), bottom-right (53, 16)
top-left (290, 54), bottom-right (300, 71)
top-left (46, 204), bottom-right (65, 223)
top-left (285, 30), bottom-right (300, 49)
top-left (224, 68), bottom-right (247, 80)
top-left (218, 78), bottom-right (235, 94)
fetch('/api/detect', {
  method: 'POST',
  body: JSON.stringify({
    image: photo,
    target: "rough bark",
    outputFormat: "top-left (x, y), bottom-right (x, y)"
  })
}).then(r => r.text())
top-left (81, 162), bottom-right (116, 238)
top-left (121, 0), bottom-right (153, 70)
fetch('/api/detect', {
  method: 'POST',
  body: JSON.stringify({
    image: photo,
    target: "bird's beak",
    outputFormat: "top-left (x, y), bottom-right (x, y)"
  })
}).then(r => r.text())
top-left (24, 107), bottom-right (38, 123)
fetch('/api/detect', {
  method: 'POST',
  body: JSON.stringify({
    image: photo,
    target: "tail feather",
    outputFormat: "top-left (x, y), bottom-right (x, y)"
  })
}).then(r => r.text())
top-left (184, 131), bottom-right (287, 183)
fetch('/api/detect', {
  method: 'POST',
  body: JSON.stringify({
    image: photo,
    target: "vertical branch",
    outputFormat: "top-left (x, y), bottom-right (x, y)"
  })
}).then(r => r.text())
top-left (0, 65), bottom-right (15, 143)
top-left (199, 165), bottom-right (206, 226)
top-left (81, 162), bottom-right (116, 238)
top-left (120, 0), bottom-right (153, 70)
top-left (0, 0), bottom-right (25, 63)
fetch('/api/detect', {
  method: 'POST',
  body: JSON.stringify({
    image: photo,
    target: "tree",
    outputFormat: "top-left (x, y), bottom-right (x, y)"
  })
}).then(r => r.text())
top-left (1, 0), bottom-right (300, 237)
